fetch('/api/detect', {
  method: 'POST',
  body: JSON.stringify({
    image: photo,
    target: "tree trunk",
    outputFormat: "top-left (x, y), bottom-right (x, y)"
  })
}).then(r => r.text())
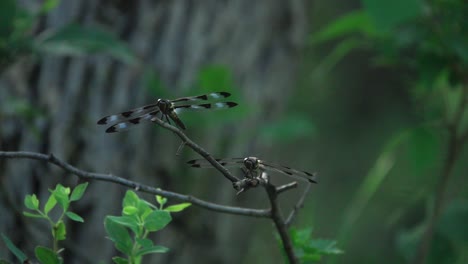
top-left (0, 0), bottom-right (307, 263)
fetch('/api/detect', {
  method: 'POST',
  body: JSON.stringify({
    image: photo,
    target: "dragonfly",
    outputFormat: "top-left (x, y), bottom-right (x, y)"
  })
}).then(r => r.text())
top-left (187, 157), bottom-right (317, 183)
top-left (97, 92), bottom-right (237, 133)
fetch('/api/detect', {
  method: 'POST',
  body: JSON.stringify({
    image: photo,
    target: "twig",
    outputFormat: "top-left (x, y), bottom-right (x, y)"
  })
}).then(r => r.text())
top-left (151, 118), bottom-right (240, 183)
top-left (286, 182), bottom-right (312, 227)
top-left (264, 183), bottom-right (298, 264)
top-left (0, 151), bottom-right (269, 218)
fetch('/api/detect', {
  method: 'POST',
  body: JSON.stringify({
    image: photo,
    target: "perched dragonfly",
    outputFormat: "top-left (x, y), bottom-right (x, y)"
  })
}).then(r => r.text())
top-left (187, 157), bottom-right (317, 183)
top-left (97, 92), bottom-right (237, 133)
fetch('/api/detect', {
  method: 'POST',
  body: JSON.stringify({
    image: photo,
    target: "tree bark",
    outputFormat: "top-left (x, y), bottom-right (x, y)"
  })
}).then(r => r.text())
top-left (1, 0), bottom-right (307, 263)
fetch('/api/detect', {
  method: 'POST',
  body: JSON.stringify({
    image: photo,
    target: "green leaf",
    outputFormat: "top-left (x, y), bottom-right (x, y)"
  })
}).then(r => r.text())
top-left (107, 215), bottom-right (139, 235)
top-left (70, 182), bottom-right (88, 202)
top-left (112, 257), bottom-right (129, 264)
top-left (51, 185), bottom-right (70, 211)
top-left (123, 191), bottom-right (140, 208)
top-left (143, 211), bottom-right (171, 232)
top-left (136, 238), bottom-right (153, 248)
top-left (311, 10), bottom-right (376, 44)
top-left (44, 195), bottom-right (57, 215)
top-left (23, 212), bottom-right (45, 219)
top-left (65, 212), bottom-right (84, 223)
top-left (1, 233), bottom-right (28, 262)
top-left (105, 217), bottom-right (133, 255)
top-left (53, 221), bottom-right (66, 241)
top-left (24, 194), bottom-right (39, 210)
top-left (156, 195), bottom-right (167, 207)
top-left (123, 206), bottom-right (139, 215)
top-left (37, 24), bottom-right (137, 64)
top-left (135, 245), bottom-right (169, 257)
top-left (362, 0), bottom-right (423, 32)
top-left (164, 203), bottom-right (191, 213)
top-left (35, 246), bottom-right (60, 264)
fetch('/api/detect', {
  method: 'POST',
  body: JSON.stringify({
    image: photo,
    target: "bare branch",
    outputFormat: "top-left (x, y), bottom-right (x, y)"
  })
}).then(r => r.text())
top-left (151, 118), bottom-right (240, 183)
top-left (0, 151), bottom-right (269, 218)
top-left (264, 183), bottom-right (298, 264)
top-left (286, 182), bottom-right (313, 227)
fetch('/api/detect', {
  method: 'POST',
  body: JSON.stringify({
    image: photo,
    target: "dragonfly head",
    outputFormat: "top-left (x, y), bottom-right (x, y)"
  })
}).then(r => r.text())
top-left (243, 157), bottom-right (259, 171)
top-left (157, 99), bottom-right (173, 113)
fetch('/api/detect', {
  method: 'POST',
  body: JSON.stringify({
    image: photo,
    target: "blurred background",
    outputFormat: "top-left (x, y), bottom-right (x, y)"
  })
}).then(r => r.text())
top-left (0, 0), bottom-right (467, 263)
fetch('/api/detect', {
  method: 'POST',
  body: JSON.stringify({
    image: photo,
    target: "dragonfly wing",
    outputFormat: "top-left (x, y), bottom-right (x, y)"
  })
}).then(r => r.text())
top-left (187, 158), bottom-right (244, 168)
top-left (174, 102), bottom-right (237, 113)
top-left (97, 103), bottom-right (158, 125)
top-left (105, 110), bottom-right (160, 133)
top-left (171, 92), bottom-right (232, 104)
top-left (261, 162), bottom-right (317, 183)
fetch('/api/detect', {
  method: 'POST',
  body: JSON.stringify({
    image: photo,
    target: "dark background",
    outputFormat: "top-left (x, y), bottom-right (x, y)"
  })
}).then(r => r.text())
top-left (1, 0), bottom-right (467, 263)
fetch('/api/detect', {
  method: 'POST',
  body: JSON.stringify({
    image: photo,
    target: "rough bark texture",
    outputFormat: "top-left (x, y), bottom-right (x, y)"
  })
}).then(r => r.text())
top-left (0, 0), bottom-right (307, 263)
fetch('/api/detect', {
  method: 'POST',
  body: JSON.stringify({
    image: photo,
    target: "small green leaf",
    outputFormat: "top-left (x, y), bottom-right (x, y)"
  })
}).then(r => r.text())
top-left (136, 238), bottom-right (153, 248)
top-left (70, 182), bottom-right (88, 202)
top-left (123, 206), bottom-right (138, 215)
top-left (37, 24), bottom-right (137, 64)
top-left (23, 212), bottom-right (45, 219)
top-left (143, 211), bottom-right (171, 232)
top-left (164, 203), bottom-right (191, 213)
top-left (44, 195), bottom-right (57, 215)
top-left (24, 194), bottom-right (39, 210)
top-left (135, 245), bottom-right (169, 257)
top-left (1, 233), bottom-right (28, 262)
top-left (156, 195), bottom-right (167, 207)
top-left (53, 221), bottom-right (66, 241)
top-left (107, 215), bottom-right (139, 235)
top-left (112, 257), bottom-right (129, 264)
top-left (52, 186), bottom-right (69, 211)
top-left (308, 239), bottom-right (344, 255)
top-left (35, 246), bottom-right (60, 264)
top-left (123, 191), bottom-right (140, 208)
top-left (105, 217), bottom-right (133, 255)
top-left (65, 212), bottom-right (84, 223)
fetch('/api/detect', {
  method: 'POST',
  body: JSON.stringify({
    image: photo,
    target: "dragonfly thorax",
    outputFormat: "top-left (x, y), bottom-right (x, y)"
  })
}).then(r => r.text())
top-left (243, 157), bottom-right (260, 171)
top-left (157, 99), bottom-right (174, 113)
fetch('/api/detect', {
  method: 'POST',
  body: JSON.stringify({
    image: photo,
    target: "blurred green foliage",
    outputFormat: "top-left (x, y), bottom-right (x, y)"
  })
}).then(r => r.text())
top-left (0, 0), bottom-right (136, 71)
top-left (311, 0), bottom-right (467, 263)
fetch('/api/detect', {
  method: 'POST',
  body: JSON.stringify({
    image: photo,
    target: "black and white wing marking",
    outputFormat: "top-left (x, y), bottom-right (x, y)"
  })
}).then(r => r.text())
top-left (170, 92), bottom-right (232, 103)
top-left (103, 110), bottom-right (161, 133)
top-left (259, 161), bottom-right (317, 183)
top-left (97, 103), bottom-right (159, 126)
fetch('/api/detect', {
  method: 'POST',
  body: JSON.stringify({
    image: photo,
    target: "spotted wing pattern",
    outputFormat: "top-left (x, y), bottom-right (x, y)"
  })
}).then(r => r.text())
top-left (97, 92), bottom-right (237, 133)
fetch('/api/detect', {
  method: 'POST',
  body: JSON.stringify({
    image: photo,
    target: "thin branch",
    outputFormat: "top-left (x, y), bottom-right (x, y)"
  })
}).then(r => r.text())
top-left (0, 151), bottom-right (269, 218)
top-left (151, 118), bottom-right (240, 183)
top-left (264, 183), bottom-right (298, 264)
top-left (286, 182), bottom-right (313, 227)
